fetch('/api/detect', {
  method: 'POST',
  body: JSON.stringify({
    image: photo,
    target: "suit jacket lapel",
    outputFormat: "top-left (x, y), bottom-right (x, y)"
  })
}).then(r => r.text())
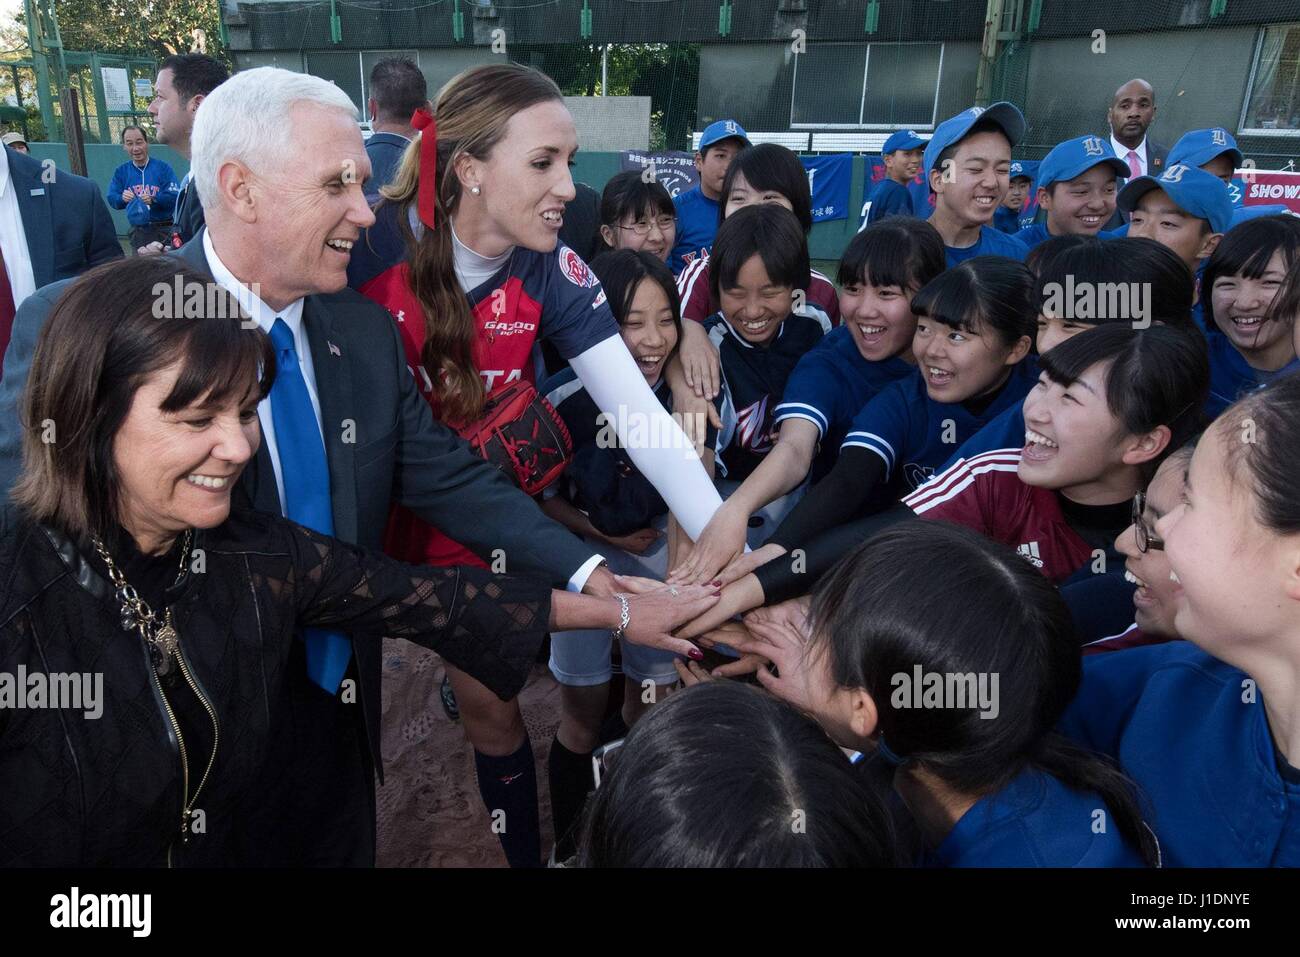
top-left (303, 296), bottom-right (358, 544)
top-left (11, 152), bottom-right (53, 289)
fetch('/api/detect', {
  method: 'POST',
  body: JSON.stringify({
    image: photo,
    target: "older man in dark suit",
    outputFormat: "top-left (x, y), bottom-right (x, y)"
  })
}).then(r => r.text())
top-left (0, 67), bottom-right (621, 866)
top-left (0, 145), bottom-right (121, 372)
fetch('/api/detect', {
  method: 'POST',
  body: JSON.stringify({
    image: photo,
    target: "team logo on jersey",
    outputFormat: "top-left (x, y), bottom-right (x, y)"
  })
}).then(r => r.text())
top-left (904, 463), bottom-right (934, 491)
top-left (560, 246), bottom-right (597, 288)
top-left (1227, 180), bottom-right (1242, 204)
top-left (1211, 128), bottom-right (1228, 146)
top-left (734, 395), bottom-right (776, 455)
top-left (1081, 136), bottom-right (1104, 157)
top-left (483, 319), bottom-right (537, 336)
top-left (1016, 541), bottom-right (1044, 568)
top-left (1161, 164), bottom-right (1189, 184)
top-left (592, 288), bottom-right (607, 310)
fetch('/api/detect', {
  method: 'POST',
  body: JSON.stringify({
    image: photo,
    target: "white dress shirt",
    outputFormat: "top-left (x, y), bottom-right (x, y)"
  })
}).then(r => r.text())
top-left (0, 154), bottom-right (38, 308)
top-left (1110, 134), bottom-right (1149, 177)
top-left (203, 230), bottom-right (320, 514)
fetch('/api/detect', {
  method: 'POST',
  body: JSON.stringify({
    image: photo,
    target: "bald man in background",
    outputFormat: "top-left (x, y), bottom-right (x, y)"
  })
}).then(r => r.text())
top-left (1105, 78), bottom-right (1169, 228)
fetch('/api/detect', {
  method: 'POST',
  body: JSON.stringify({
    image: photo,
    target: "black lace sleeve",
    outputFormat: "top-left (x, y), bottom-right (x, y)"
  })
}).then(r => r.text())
top-left (274, 520), bottom-right (551, 701)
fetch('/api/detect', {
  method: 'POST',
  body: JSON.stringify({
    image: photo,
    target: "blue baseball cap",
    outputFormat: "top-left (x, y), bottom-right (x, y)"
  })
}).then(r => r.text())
top-left (1168, 128), bottom-right (1243, 171)
top-left (1117, 164), bottom-right (1234, 234)
top-left (1009, 159), bottom-right (1038, 182)
top-left (882, 129), bottom-right (927, 156)
top-left (923, 102), bottom-right (1026, 181)
top-left (1035, 136), bottom-right (1129, 191)
top-left (1230, 204), bottom-right (1295, 228)
top-left (698, 119), bottom-right (751, 151)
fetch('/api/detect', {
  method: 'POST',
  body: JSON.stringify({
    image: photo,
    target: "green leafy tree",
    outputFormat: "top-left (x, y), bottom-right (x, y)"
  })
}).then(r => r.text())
top-left (51, 0), bottom-right (226, 60)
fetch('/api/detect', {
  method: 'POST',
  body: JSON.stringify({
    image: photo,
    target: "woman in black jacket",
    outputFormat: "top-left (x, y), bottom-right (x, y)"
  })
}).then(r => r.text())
top-left (0, 258), bottom-right (716, 866)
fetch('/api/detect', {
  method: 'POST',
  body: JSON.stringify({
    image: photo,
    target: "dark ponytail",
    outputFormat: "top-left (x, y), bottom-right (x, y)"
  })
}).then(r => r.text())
top-left (810, 521), bottom-right (1160, 865)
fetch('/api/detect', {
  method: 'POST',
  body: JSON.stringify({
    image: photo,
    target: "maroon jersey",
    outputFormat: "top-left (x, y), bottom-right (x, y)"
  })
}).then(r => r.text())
top-left (677, 256), bottom-right (840, 330)
top-left (903, 449), bottom-right (1099, 584)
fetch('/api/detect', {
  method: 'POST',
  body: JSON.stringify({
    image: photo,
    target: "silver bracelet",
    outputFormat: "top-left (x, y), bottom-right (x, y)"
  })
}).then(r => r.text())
top-left (611, 593), bottom-right (630, 640)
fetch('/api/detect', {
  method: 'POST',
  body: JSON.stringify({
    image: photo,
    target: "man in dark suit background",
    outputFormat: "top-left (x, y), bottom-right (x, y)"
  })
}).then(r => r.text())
top-left (0, 66), bottom-right (621, 866)
top-left (364, 57), bottom-right (428, 203)
top-left (0, 144), bottom-right (121, 373)
top-left (1104, 78), bottom-right (1169, 228)
top-left (138, 53), bottom-right (228, 255)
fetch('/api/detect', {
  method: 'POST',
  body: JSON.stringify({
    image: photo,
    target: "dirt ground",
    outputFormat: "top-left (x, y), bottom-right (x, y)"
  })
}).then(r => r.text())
top-left (375, 637), bottom-right (560, 868)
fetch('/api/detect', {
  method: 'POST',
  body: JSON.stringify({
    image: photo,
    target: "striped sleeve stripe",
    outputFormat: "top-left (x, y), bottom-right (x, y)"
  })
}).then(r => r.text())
top-left (773, 401), bottom-right (828, 436)
top-left (841, 431), bottom-right (895, 475)
top-left (905, 452), bottom-right (1022, 514)
top-left (905, 449), bottom-right (1023, 508)
top-left (677, 256), bottom-right (710, 309)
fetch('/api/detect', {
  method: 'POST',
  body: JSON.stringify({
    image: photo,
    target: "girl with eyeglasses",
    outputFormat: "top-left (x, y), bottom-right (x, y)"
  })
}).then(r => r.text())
top-left (1058, 372), bottom-right (1300, 866)
top-left (1082, 446), bottom-right (1192, 654)
top-left (596, 170), bottom-right (677, 263)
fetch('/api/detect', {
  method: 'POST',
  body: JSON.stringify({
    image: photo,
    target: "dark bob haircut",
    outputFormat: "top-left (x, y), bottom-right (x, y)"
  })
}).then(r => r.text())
top-left (1039, 322), bottom-right (1208, 470)
top-left (1035, 236), bottom-right (1196, 331)
top-left (1201, 214), bottom-right (1300, 333)
top-left (588, 248), bottom-right (683, 359)
top-left (709, 203), bottom-right (811, 303)
top-left (1219, 369), bottom-right (1300, 535)
top-left (718, 142), bottom-right (814, 234)
top-left (810, 520), bottom-right (1159, 865)
top-left (598, 170), bottom-right (675, 229)
top-left (838, 216), bottom-right (946, 293)
top-left (910, 255), bottom-right (1036, 348)
top-left (577, 681), bottom-right (899, 867)
top-left (14, 257), bottom-right (275, 545)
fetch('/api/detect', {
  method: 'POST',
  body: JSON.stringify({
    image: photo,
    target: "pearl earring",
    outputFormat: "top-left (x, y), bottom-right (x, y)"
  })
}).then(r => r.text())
top-left (470, 185), bottom-right (481, 195)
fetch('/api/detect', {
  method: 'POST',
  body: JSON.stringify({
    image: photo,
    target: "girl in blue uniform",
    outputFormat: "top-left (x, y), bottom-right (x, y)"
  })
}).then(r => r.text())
top-left (751, 255), bottom-right (1037, 551)
top-left (669, 217), bottom-right (945, 585)
top-left (1199, 214), bottom-right (1300, 417)
top-left (729, 521), bottom-right (1157, 867)
top-left (1061, 373), bottom-right (1300, 866)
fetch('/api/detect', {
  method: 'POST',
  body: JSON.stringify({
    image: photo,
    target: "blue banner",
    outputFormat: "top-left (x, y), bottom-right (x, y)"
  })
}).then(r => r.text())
top-left (802, 153), bottom-right (852, 223)
top-left (620, 150), bottom-right (699, 198)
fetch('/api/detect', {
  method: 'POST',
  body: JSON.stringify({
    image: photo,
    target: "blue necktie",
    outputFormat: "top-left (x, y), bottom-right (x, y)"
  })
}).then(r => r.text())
top-left (268, 318), bottom-right (351, 693)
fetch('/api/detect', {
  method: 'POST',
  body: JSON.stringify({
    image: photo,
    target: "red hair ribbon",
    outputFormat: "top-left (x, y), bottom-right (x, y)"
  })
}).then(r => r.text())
top-left (410, 106), bottom-right (438, 230)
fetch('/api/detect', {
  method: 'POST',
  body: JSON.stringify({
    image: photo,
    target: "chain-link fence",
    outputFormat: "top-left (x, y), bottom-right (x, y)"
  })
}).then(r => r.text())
top-left (222, 0), bottom-right (1298, 166)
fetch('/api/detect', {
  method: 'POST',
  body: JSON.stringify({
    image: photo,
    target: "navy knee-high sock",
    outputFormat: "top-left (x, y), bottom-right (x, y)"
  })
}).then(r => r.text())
top-left (547, 736), bottom-right (595, 862)
top-left (473, 737), bottom-right (541, 868)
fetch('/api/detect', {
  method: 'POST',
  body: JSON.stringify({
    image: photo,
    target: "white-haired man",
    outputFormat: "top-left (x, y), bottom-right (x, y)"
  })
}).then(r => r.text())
top-left (0, 66), bottom-right (624, 866)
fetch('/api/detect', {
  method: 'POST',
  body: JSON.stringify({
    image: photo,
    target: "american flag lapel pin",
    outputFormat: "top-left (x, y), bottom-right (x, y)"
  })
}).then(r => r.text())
top-left (328, 340), bottom-right (342, 357)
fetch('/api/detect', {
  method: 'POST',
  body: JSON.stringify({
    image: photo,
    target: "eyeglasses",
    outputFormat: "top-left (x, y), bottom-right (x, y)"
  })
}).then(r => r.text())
top-left (1131, 491), bottom-right (1164, 553)
top-left (617, 216), bottom-right (676, 237)
top-left (590, 738), bottom-right (626, 789)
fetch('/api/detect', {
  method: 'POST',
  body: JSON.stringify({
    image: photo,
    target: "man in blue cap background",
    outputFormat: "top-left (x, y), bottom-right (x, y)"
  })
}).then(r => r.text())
top-left (1120, 162), bottom-right (1233, 275)
top-left (923, 102), bottom-right (1030, 266)
top-left (1016, 136), bottom-right (1129, 249)
top-left (862, 129), bottom-right (926, 226)
top-left (669, 118), bottom-right (750, 275)
top-left (994, 160), bottom-right (1036, 234)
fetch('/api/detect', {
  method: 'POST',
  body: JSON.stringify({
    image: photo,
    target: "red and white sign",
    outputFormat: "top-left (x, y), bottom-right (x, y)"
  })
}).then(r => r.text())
top-left (1235, 169), bottom-right (1300, 214)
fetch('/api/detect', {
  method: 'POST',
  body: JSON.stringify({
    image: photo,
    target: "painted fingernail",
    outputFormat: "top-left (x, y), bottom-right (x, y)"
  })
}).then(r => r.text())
top-left (713, 589), bottom-right (723, 597)
top-left (711, 579), bottom-right (723, 586)
top-left (688, 648), bottom-right (704, 661)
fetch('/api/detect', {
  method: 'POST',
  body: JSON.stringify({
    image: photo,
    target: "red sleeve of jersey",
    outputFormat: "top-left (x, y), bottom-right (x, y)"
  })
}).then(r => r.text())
top-left (677, 256), bottom-right (714, 323)
top-left (810, 271), bottom-right (840, 326)
top-left (903, 450), bottom-right (1022, 535)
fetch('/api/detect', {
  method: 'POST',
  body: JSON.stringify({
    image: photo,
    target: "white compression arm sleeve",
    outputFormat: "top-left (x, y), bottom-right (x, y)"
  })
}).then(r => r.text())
top-left (568, 335), bottom-right (723, 539)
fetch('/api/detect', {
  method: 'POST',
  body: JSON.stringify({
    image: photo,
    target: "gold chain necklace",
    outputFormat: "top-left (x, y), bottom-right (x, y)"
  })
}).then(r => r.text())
top-left (93, 530), bottom-right (192, 677)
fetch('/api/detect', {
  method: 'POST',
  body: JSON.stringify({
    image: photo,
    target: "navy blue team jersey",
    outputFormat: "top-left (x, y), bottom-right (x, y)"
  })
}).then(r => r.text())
top-left (992, 206), bottom-right (1022, 234)
top-left (841, 359), bottom-right (1038, 493)
top-left (669, 185), bottom-right (721, 276)
top-left (773, 326), bottom-right (915, 478)
top-left (928, 767), bottom-right (1146, 867)
top-left (864, 179), bottom-right (914, 225)
top-left (937, 400), bottom-right (1027, 474)
top-left (1204, 326), bottom-right (1300, 419)
top-left (1060, 641), bottom-right (1300, 866)
top-left (707, 313), bottom-right (825, 482)
top-left (945, 226), bottom-right (1030, 267)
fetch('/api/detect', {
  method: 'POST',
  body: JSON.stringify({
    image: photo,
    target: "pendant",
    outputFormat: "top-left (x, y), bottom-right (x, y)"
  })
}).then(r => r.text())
top-left (152, 621), bottom-right (180, 676)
